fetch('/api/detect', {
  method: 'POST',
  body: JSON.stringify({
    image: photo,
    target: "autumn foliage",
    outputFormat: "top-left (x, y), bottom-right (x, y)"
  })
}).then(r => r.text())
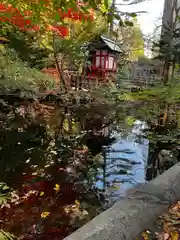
top-left (0, 2), bottom-right (94, 37)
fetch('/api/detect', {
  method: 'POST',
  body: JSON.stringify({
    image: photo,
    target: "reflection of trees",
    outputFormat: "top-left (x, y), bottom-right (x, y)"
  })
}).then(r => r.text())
top-left (0, 124), bottom-right (51, 186)
top-left (100, 145), bottom-right (140, 202)
top-left (145, 104), bottom-right (180, 180)
top-left (0, 95), bottom-right (117, 239)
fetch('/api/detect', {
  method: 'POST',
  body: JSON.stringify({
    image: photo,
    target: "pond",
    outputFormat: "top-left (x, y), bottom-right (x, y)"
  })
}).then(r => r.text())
top-left (0, 100), bottom-right (174, 240)
top-left (95, 120), bottom-right (149, 204)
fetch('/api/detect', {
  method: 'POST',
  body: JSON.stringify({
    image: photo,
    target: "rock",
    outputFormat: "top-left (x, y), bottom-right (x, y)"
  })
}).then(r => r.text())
top-left (158, 149), bottom-right (178, 172)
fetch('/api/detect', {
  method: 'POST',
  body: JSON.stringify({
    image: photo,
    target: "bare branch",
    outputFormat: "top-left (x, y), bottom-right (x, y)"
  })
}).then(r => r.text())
top-left (115, 0), bottom-right (150, 6)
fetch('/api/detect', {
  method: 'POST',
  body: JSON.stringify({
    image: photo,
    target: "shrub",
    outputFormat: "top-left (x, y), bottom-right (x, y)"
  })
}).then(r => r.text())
top-left (0, 47), bottom-right (55, 93)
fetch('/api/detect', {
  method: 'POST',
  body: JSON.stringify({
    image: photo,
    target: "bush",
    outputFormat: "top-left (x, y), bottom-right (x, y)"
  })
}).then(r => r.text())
top-left (0, 47), bottom-right (55, 93)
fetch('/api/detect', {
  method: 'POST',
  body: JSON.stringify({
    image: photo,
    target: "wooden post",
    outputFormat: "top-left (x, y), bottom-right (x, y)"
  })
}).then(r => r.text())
top-left (96, 78), bottom-right (99, 87)
top-left (76, 74), bottom-right (78, 89)
top-left (79, 74), bottom-right (82, 90)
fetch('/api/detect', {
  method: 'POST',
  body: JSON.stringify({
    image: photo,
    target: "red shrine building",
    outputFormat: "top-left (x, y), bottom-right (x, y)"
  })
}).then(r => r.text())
top-left (86, 35), bottom-right (122, 80)
top-left (41, 35), bottom-right (122, 88)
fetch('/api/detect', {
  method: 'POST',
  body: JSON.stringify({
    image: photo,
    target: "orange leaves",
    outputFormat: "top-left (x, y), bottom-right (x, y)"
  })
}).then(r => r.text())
top-left (160, 202), bottom-right (180, 238)
top-left (141, 231), bottom-right (149, 240)
top-left (155, 231), bottom-right (179, 240)
top-left (0, 3), bottom-right (40, 31)
top-left (0, 2), bottom-right (94, 38)
top-left (58, 7), bottom-right (94, 22)
top-left (64, 200), bottom-right (80, 214)
top-left (63, 199), bottom-right (89, 224)
top-left (64, 200), bottom-right (81, 216)
top-left (0, 3), bottom-right (9, 12)
top-left (139, 201), bottom-right (180, 240)
top-left (170, 231), bottom-right (179, 240)
top-left (49, 25), bottom-right (69, 37)
top-left (0, 3), bottom-right (13, 13)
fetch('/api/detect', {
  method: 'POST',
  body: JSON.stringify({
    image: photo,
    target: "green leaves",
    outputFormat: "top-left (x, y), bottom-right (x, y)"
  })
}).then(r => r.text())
top-left (104, 0), bottom-right (109, 9)
top-left (128, 13), bottom-right (137, 18)
top-left (53, 12), bottom-right (61, 22)
top-left (0, 182), bottom-right (9, 190)
top-left (107, 12), bottom-right (114, 23)
top-left (114, 14), bottom-right (121, 20)
top-left (0, 47), bottom-right (55, 93)
top-left (0, 230), bottom-right (16, 240)
top-left (125, 116), bottom-right (136, 127)
top-left (119, 19), bottom-right (124, 27)
top-left (0, 183), bottom-right (11, 206)
top-left (124, 20), bottom-right (134, 27)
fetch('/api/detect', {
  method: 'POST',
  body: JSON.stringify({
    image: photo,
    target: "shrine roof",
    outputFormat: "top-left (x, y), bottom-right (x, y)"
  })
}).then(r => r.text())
top-left (100, 35), bottom-right (122, 53)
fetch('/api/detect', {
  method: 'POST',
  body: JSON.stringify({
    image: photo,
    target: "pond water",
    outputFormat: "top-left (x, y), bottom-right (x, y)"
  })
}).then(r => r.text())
top-left (0, 103), bottom-right (152, 240)
top-left (96, 120), bottom-right (149, 204)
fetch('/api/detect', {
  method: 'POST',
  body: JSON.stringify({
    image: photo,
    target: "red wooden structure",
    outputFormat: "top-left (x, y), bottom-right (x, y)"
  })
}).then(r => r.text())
top-left (87, 35), bottom-right (122, 80)
top-left (41, 35), bottom-right (122, 89)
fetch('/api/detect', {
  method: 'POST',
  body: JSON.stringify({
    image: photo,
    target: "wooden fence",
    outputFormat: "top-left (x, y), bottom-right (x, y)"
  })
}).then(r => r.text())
top-left (42, 68), bottom-right (162, 91)
top-left (118, 75), bottom-right (162, 89)
top-left (63, 72), bottom-right (116, 90)
top-left (41, 69), bottom-right (115, 90)
top-left (58, 72), bottom-right (161, 90)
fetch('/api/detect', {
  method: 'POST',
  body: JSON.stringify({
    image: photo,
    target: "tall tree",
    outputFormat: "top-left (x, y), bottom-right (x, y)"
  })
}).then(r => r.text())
top-left (158, 0), bottom-right (180, 83)
top-left (115, 17), bottom-right (145, 61)
top-left (0, 1), bottom-right (116, 88)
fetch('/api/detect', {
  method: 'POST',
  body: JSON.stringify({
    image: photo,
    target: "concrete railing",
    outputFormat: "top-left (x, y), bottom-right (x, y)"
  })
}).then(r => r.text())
top-left (64, 162), bottom-right (180, 240)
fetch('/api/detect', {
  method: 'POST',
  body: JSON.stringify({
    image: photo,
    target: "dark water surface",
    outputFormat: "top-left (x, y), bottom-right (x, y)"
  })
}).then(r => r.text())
top-left (0, 103), bottom-right (150, 239)
top-left (95, 120), bottom-right (149, 204)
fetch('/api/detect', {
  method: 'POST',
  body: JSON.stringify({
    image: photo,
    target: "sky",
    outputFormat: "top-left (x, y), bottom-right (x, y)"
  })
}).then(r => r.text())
top-left (116, 0), bottom-right (165, 36)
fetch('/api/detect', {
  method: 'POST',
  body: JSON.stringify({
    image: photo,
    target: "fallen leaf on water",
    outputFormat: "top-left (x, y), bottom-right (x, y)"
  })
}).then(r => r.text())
top-left (64, 206), bottom-right (70, 214)
top-left (163, 233), bottom-right (169, 240)
top-left (141, 231), bottom-right (149, 240)
top-left (75, 200), bottom-right (80, 206)
top-left (53, 184), bottom-right (60, 192)
top-left (111, 184), bottom-right (120, 190)
top-left (155, 232), bottom-right (169, 240)
top-left (170, 230), bottom-right (179, 240)
top-left (41, 211), bottom-right (50, 219)
top-left (82, 210), bottom-right (88, 216)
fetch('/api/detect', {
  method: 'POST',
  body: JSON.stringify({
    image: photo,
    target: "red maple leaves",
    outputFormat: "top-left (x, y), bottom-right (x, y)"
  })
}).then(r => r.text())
top-left (0, 3), bottom-right (40, 31)
top-left (0, 2), bottom-right (94, 38)
top-left (48, 25), bottom-right (69, 38)
top-left (58, 7), bottom-right (94, 22)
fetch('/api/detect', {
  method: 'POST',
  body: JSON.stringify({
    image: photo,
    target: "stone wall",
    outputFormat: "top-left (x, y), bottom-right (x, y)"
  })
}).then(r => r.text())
top-left (64, 162), bottom-right (180, 240)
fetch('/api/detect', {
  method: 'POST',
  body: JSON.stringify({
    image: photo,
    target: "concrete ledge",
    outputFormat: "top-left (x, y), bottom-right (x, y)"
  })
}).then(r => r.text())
top-left (64, 162), bottom-right (180, 240)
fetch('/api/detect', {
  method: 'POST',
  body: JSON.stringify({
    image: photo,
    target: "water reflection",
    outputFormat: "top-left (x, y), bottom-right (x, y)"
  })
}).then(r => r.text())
top-left (96, 121), bottom-right (149, 204)
top-left (0, 100), bottom-right (150, 239)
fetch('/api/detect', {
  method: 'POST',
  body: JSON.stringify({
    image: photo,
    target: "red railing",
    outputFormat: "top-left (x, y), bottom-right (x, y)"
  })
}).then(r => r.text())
top-left (41, 68), bottom-right (111, 90)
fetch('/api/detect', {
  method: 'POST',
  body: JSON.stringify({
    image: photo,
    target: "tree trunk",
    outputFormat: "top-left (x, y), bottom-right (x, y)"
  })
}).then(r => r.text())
top-left (52, 34), bottom-right (66, 90)
top-left (163, 57), bottom-right (173, 84)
